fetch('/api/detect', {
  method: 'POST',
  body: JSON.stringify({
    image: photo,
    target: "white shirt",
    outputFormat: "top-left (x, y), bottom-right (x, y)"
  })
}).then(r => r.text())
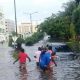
top-left (34, 51), bottom-right (41, 62)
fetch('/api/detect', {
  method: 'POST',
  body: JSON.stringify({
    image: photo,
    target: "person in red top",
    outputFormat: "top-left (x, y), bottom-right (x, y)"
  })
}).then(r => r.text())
top-left (13, 48), bottom-right (31, 69)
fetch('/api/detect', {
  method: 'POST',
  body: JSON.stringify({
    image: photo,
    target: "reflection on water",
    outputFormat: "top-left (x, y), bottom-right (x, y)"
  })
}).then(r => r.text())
top-left (19, 68), bottom-right (27, 80)
top-left (39, 70), bottom-right (57, 80)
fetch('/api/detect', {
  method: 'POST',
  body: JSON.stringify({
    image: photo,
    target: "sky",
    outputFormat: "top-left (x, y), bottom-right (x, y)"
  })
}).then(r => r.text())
top-left (0, 0), bottom-right (70, 24)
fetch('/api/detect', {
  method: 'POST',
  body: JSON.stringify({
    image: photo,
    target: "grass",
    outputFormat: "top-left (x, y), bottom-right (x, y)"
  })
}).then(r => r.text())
top-left (12, 50), bottom-right (19, 59)
top-left (66, 41), bottom-right (80, 53)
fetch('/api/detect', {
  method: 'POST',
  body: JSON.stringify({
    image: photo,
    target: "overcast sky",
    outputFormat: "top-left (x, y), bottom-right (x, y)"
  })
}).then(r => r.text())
top-left (0, 0), bottom-right (70, 24)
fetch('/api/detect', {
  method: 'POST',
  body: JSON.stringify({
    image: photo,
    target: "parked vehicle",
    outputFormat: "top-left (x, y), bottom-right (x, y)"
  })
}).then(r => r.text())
top-left (51, 43), bottom-right (72, 52)
top-left (47, 42), bottom-right (74, 60)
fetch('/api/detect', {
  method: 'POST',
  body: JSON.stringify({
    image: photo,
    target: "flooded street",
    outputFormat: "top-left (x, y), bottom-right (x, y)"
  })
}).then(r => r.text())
top-left (20, 41), bottom-right (80, 80)
top-left (0, 43), bottom-right (18, 80)
top-left (0, 0), bottom-right (80, 79)
top-left (0, 41), bottom-right (80, 80)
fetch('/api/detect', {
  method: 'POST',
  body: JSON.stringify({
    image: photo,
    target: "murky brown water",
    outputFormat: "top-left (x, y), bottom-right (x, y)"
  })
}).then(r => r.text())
top-left (0, 42), bottom-right (80, 80)
top-left (15, 41), bottom-right (80, 80)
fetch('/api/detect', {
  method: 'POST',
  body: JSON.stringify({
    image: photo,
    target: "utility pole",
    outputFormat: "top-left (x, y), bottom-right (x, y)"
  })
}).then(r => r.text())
top-left (30, 13), bottom-right (33, 33)
top-left (14, 0), bottom-right (17, 35)
top-left (25, 12), bottom-right (38, 33)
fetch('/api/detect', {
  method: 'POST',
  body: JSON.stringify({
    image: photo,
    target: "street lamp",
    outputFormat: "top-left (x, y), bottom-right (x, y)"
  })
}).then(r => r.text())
top-left (14, 0), bottom-right (17, 35)
top-left (25, 12), bottom-right (38, 33)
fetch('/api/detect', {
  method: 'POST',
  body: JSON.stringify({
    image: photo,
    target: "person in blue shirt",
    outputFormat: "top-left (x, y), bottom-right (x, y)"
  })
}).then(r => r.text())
top-left (39, 47), bottom-right (51, 71)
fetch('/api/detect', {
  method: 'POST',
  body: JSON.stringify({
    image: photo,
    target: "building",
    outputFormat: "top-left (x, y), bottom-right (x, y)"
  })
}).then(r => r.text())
top-left (5, 19), bottom-right (15, 34)
top-left (0, 9), bottom-right (7, 42)
top-left (32, 22), bottom-right (38, 33)
top-left (18, 23), bottom-right (31, 34)
top-left (17, 22), bottom-right (37, 38)
top-left (0, 9), bottom-right (15, 42)
top-left (0, 9), bottom-right (5, 33)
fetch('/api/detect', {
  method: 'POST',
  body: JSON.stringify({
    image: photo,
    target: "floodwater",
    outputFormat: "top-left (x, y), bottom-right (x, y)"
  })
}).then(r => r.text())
top-left (18, 41), bottom-right (80, 80)
top-left (0, 41), bottom-right (80, 80)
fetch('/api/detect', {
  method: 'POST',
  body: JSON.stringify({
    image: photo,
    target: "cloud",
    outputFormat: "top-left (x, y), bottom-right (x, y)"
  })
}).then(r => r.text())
top-left (0, 0), bottom-right (70, 23)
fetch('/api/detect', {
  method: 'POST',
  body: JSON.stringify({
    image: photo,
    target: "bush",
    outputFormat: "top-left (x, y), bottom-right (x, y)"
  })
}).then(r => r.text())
top-left (12, 50), bottom-right (19, 59)
top-left (25, 37), bottom-right (34, 46)
top-left (16, 37), bottom-right (24, 44)
top-left (25, 32), bottom-right (44, 46)
top-left (66, 40), bottom-right (80, 53)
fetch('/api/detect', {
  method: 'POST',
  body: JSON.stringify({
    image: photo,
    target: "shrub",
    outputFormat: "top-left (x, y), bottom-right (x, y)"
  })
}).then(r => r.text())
top-left (12, 50), bottom-right (19, 59)
top-left (16, 37), bottom-right (24, 44)
top-left (66, 40), bottom-right (80, 53)
top-left (25, 32), bottom-right (44, 46)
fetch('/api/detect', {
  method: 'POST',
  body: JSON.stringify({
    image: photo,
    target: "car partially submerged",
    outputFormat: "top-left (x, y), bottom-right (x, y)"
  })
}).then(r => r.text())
top-left (50, 43), bottom-right (72, 52)
top-left (47, 42), bottom-right (74, 60)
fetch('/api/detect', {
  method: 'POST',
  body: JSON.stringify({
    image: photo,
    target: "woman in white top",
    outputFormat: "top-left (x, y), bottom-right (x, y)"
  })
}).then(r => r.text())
top-left (34, 47), bottom-right (42, 66)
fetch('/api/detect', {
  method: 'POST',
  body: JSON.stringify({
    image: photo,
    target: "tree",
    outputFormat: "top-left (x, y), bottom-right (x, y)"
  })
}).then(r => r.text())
top-left (25, 32), bottom-right (44, 46)
top-left (75, 0), bottom-right (80, 5)
top-left (72, 5), bottom-right (80, 35)
top-left (38, 0), bottom-right (79, 41)
top-left (63, 1), bottom-right (76, 16)
top-left (39, 14), bottom-right (71, 40)
top-left (16, 36), bottom-right (24, 44)
top-left (70, 23), bottom-right (76, 40)
top-left (11, 31), bottom-right (17, 36)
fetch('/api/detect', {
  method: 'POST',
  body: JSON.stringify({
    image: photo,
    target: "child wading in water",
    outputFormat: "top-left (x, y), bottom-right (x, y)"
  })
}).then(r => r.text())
top-left (48, 46), bottom-right (57, 67)
top-left (34, 47), bottom-right (42, 66)
top-left (13, 48), bottom-right (31, 70)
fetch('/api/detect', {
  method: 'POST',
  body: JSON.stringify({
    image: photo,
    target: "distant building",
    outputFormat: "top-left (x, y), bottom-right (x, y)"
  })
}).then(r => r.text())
top-left (32, 23), bottom-right (38, 33)
top-left (0, 10), bottom-right (5, 33)
top-left (0, 9), bottom-right (16, 42)
top-left (17, 22), bottom-right (37, 38)
top-left (5, 19), bottom-right (15, 34)
top-left (18, 23), bottom-right (31, 34)
top-left (0, 9), bottom-right (7, 42)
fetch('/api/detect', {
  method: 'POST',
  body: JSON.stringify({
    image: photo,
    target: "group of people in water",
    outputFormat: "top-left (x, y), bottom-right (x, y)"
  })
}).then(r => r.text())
top-left (34, 46), bottom-right (57, 71)
top-left (13, 45), bottom-right (57, 72)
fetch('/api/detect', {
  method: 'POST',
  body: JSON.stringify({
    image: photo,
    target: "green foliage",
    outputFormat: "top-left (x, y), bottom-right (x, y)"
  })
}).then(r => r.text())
top-left (25, 32), bottom-right (44, 46)
top-left (63, 1), bottom-right (76, 16)
top-left (16, 36), bottom-right (24, 44)
top-left (8, 36), bottom-right (13, 47)
top-left (70, 23), bottom-right (76, 39)
top-left (39, 14), bottom-right (72, 40)
top-left (11, 31), bottom-right (17, 36)
top-left (38, 0), bottom-right (80, 52)
top-left (75, 0), bottom-right (80, 5)
top-left (66, 40), bottom-right (80, 53)
top-left (72, 5), bottom-right (80, 35)
top-left (38, 1), bottom-right (79, 41)
top-left (12, 50), bottom-right (19, 59)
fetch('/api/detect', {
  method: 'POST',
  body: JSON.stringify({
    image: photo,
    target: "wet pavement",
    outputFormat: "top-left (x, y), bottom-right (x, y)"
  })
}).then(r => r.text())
top-left (0, 41), bottom-right (80, 80)
top-left (0, 43), bottom-right (18, 80)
